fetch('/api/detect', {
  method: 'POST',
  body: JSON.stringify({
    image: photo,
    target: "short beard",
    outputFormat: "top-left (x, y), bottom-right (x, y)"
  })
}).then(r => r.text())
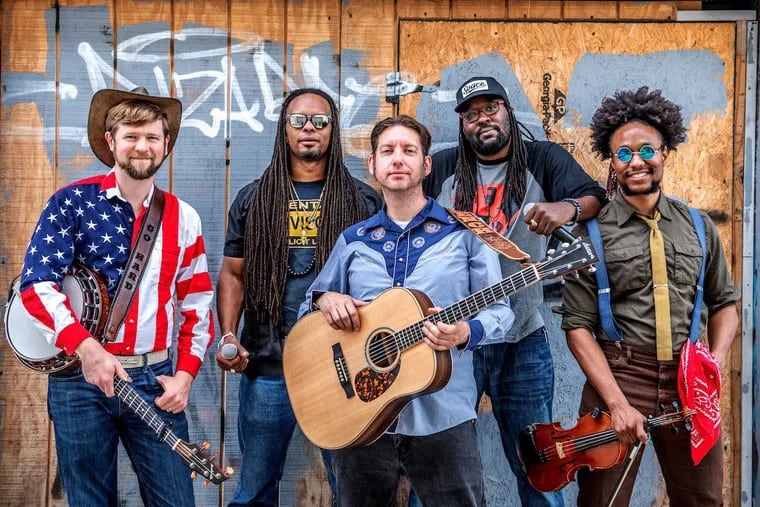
top-left (120, 159), bottom-right (163, 180)
top-left (620, 179), bottom-right (661, 196)
top-left (294, 148), bottom-right (324, 161)
top-left (465, 125), bottom-right (509, 156)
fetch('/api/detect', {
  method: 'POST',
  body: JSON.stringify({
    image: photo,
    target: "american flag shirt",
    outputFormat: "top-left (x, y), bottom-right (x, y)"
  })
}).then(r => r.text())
top-left (19, 170), bottom-right (215, 377)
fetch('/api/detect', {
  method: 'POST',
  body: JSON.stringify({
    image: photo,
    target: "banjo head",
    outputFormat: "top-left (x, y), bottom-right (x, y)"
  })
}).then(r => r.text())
top-left (4, 265), bottom-right (107, 373)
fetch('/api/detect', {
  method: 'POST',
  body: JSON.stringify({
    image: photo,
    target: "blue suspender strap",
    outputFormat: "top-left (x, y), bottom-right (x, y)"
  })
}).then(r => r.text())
top-left (687, 207), bottom-right (707, 344)
top-left (586, 218), bottom-right (624, 342)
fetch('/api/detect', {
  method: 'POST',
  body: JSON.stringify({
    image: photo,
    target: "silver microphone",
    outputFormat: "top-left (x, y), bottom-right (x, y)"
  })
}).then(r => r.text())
top-left (220, 342), bottom-right (239, 360)
top-left (523, 202), bottom-right (576, 243)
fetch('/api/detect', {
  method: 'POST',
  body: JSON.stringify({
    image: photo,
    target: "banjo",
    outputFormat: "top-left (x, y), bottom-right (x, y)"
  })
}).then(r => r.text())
top-left (5, 264), bottom-right (108, 373)
top-left (3, 264), bottom-right (232, 485)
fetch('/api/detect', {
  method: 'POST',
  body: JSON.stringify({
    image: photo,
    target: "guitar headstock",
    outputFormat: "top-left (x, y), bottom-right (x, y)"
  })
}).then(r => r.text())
top-left (180, 441), bottom-right (232, 485)
top-left (537, 236), bottom-right (599, 280)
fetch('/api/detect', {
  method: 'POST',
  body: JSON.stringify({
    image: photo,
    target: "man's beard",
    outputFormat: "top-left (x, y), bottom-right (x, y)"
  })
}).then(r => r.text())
top-left (119, 157), bottom-right (163, 180)
top-left (465, 125), bottom-right (510, 156)
top-left (294, 148), bottom-right (324, 161)
top-left (619, 178), bottom-right (661, 196)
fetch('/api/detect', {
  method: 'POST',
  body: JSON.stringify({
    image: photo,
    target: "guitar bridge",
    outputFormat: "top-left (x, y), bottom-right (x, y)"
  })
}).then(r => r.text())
top-left (332, 343), bottom-right (355, 399)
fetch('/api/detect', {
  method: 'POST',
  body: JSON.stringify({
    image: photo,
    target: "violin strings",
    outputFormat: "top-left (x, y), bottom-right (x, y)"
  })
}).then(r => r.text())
top-left (537, 411), bottom-right (694, 460)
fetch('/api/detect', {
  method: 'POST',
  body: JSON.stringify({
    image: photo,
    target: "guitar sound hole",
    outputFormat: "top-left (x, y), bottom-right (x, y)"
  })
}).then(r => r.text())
top-left (367, 331), bottom-right (399, 369)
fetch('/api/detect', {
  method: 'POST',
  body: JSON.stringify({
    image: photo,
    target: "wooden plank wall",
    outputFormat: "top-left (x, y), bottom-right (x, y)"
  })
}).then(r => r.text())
top-left (0, 1), bottom-right (751, 506)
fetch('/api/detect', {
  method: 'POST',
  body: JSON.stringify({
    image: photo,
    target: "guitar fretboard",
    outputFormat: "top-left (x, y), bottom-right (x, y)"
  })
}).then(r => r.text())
top-left (113, 376), bottom-right (182, 448)
top-left (392, 263), bottom-right (541, 351)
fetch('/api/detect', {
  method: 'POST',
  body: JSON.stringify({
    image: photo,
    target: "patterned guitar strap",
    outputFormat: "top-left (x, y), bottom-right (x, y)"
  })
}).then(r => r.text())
top-left (447, 208), bottom-right (530, 262)
top-left (102, 186), bottom-right (166, 341)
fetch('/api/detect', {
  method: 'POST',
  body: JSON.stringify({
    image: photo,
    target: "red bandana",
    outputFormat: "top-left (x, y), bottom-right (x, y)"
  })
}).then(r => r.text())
top-left (677, 339), bottom-right (722, 465)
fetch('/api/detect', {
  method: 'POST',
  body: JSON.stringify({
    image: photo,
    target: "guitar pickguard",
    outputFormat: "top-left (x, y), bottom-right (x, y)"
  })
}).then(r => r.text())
top-left (354, 364), bottom-right (400, 402)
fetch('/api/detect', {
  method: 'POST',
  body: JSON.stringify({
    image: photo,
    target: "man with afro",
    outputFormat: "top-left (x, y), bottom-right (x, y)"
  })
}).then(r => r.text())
top-left (560, 86), bottom-right (739, 505)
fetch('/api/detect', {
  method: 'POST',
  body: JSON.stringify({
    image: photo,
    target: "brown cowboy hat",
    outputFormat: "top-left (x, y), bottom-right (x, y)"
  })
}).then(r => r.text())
top-left (87, 86), bottom-right (182, 167)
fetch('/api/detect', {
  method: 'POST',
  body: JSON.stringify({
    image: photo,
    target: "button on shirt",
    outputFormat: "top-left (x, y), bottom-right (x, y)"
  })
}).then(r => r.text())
top-left (20, 171), bottom-right (215, 376)
top-left (561, 193), bottom-right (739, 352)
top-left (299, 198), bottom-right (512, 436)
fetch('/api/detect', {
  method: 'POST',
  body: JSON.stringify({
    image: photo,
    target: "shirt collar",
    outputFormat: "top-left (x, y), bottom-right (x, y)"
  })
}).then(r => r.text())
top-left (100, 169), bottom-right (153, 208)
top-left (611, 191), bottom-right (674, 226)
top-left (364, 197), bottom-right (450, 231)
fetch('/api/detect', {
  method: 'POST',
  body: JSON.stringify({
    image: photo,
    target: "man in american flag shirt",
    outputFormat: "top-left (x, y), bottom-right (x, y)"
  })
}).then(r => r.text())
top-left (18, 87), bottom-right (214, 506)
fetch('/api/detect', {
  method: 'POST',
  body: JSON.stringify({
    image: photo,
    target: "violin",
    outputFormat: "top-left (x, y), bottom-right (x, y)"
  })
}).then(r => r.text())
top-left (516, 405), bottom-right (694, 492)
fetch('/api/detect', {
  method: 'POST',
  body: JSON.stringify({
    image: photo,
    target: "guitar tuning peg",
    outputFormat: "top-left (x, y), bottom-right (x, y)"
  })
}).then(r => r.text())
top-left (587, 266), bottom-right (596, 273)
top-left (670, 426), bottom-right (678, 435)
top-left (571, 272), bottom-right (579, 279)
top-left (672, 400), bottom-right (681, 411)
top-left (684, 420), bottom-right (693, 432)
top-left (659, 403), bottom-right (666, 414)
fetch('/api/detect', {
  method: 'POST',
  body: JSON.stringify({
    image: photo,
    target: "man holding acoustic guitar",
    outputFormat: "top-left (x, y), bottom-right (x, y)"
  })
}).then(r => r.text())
top-left (296, 115), bottom-right (512, 506)
top-left (15, 87), bottom-right (215, 505)
top-left (561, 87), bottom-right (740, 505)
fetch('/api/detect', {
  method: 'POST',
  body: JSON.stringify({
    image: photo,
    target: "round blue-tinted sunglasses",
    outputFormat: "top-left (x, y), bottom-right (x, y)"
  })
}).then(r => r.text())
top-left (614, 144), bottom-right (663, 163)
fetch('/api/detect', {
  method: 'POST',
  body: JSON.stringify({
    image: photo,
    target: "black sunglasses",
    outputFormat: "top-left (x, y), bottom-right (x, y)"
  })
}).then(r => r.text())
top-left (286, 113), bottom-right (332, 130)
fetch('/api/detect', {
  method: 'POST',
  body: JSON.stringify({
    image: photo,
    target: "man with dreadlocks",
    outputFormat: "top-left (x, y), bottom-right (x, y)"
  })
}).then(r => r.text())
top-left (561, 86), bottom-right (738, 506)
top-left (215, 88), bottom-right (382, 507)
top-left (423, 76), bottom-right (606, 506)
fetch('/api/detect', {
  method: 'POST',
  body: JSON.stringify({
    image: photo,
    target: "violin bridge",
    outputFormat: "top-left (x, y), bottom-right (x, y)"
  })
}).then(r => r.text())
top-left (555, 442), bottom-right (566, 459)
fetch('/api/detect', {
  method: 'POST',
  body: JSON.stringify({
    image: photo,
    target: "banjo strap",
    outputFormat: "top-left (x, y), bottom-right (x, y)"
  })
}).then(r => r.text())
top-left (102, 187), bottom-right (165, 341)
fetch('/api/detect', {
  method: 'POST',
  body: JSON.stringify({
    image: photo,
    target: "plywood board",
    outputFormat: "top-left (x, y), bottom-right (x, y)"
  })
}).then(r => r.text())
top-left (1, 1), bottom-right (63, 505)
top-left (399, 19), bottom-right (738, 505)
top-left (340, 0), bottom-right (396, 174)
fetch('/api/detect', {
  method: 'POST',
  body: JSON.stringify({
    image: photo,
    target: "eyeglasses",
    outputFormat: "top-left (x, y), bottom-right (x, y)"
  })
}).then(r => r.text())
top-left (286, 113), bottom-right (332, 130)
top-left (613, 144), bottom-right (663, 163)
top-left (460, 100), bottom-right (504, 123)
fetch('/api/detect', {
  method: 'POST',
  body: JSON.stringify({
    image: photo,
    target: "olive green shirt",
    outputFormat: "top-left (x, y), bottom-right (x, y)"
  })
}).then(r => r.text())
top-left (561, 192), bottom-right (739, 352)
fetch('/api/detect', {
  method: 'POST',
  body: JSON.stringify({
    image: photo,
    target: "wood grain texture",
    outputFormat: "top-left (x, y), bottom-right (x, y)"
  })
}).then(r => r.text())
top-left (1, 1), bottom-right (62, 505)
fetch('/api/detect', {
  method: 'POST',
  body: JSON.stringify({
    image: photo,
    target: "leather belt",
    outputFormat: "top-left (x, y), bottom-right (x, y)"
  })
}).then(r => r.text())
top-left (115, 350), bottom-right (169, 368)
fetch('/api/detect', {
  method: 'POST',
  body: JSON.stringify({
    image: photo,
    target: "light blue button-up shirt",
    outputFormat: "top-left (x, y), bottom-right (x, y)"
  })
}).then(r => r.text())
top-left (299, 198), bottom-right (512, 436)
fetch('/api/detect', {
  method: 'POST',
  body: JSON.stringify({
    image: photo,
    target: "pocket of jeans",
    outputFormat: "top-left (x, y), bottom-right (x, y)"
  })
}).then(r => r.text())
top-left (49, 366), bottom-right (84, 382)
top-left (673, 242), bottom-right (703, 284)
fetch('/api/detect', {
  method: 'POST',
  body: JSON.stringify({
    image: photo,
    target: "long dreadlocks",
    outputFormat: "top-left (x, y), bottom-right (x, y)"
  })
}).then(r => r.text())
top-left (242, 88), bottom-right (370, 327)
top-left (452, 96), bottom-right (529, 213)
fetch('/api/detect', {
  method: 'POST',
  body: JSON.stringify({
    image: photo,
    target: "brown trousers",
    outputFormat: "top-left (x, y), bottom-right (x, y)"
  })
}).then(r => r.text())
top-left (576, 341), bottom-right (723, 507)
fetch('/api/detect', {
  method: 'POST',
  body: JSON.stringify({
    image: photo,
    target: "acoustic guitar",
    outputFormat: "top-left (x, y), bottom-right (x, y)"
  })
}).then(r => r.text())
top-left (283, 237), bottom-right (598, 450)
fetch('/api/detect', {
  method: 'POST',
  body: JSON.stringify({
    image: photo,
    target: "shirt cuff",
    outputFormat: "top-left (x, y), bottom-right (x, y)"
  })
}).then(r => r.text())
top-left (460, 320), bottom-right (484, 350)
top-left (176, 354), bottom-right (202, 378)
top-left (55, 322), bottom-right (94, 355)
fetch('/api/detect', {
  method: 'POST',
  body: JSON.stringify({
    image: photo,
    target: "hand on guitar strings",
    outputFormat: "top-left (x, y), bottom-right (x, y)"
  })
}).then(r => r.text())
top-left (76, 337), bottom-right (131, 397)
top-left (215, 335), bottom-right (249, 374)
top-left (421, 307), bottom-right (471, 351)
top-left (314, 291), bottom-right (368, 332)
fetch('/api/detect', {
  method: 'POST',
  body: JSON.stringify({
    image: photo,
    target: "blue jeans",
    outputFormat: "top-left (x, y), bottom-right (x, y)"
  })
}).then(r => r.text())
top-left (475, 328), bottom-right (564, 507)
top-left (47, 359), bottom-right (194, 507)
top-left (333, 420), bottom-right (483, 507)
top-left (229, 375), bottom-right (336, 507)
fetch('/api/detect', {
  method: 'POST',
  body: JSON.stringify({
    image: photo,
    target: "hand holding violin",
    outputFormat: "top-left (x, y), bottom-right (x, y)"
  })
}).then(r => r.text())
top-left (609, 401), bottom-right (648, 444)
top-left (516, 405), bottom-right (693, 493)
